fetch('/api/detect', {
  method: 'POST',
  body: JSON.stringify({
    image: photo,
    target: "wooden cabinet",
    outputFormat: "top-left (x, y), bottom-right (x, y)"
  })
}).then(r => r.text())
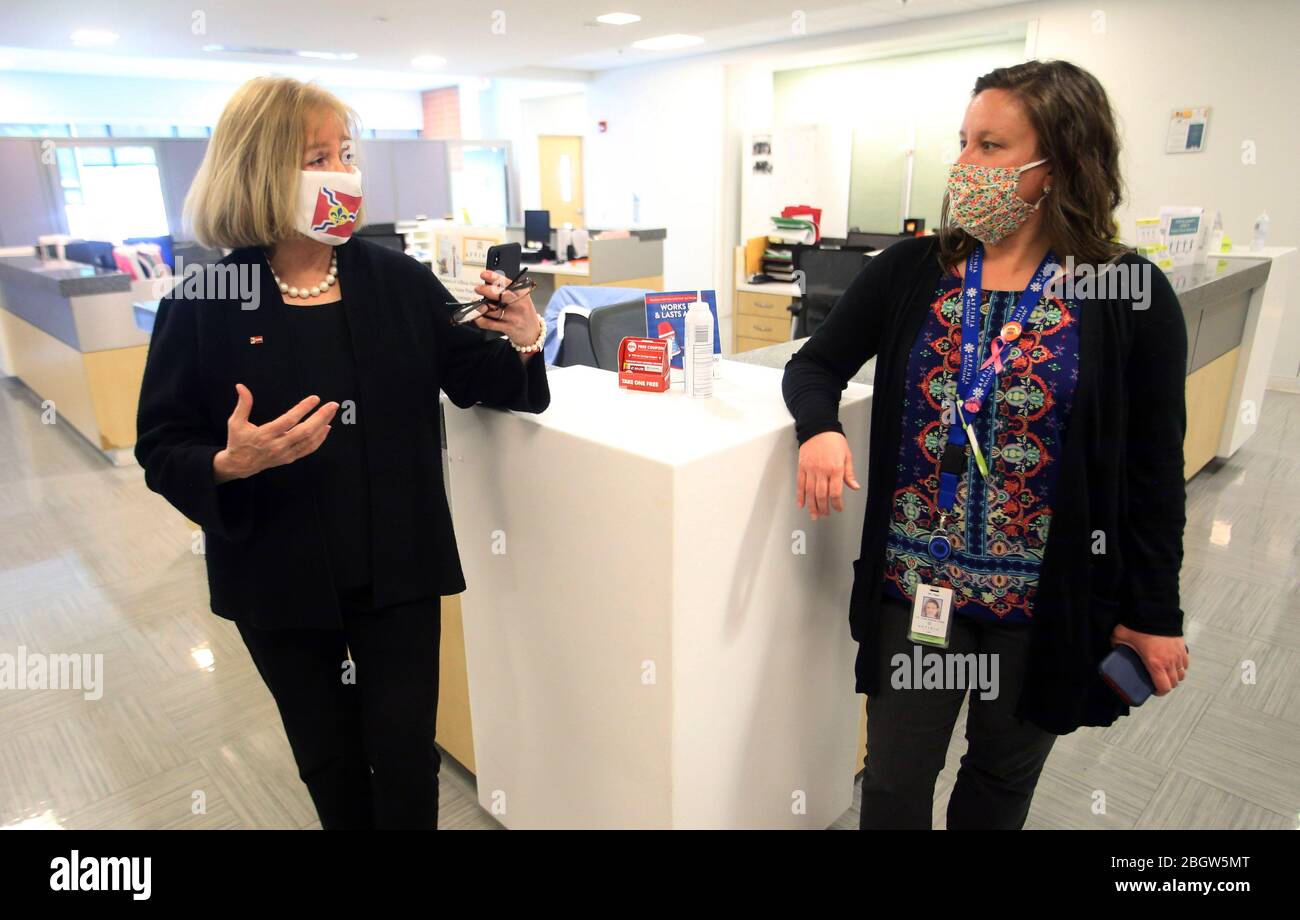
top-left (732, 289), bottom-right (795, 353)
top-left (1184, 347), bottom-right (1240, 480)
top-left (736, 313), bottom-right (787, 343)
top-left (436, 594), bottom-right (476, 772)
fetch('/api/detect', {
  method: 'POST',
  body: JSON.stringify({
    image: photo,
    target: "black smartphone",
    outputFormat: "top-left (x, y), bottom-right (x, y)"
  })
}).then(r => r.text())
top-left (1099, 646), bottom-right (1154, 706)
top-left (485, 242), bottom-right (521, 280)
top-left (1099, 642), bottom-right (1187, 706)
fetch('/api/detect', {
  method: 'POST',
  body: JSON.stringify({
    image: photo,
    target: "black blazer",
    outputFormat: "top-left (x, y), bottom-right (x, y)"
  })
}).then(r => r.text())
top-left (135, 238), bottom-right (550, 630)
top-left (783, 236), bottom-right (1187, 734)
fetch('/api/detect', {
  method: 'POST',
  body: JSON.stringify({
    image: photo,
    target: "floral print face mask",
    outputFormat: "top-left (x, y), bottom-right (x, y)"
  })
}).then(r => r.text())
top-left (945, 158), bottom-right (1049, 245)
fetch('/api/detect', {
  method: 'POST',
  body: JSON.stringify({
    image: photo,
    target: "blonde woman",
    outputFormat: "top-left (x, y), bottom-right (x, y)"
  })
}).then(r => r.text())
top-left (135, 77), bottom-right (548, 829)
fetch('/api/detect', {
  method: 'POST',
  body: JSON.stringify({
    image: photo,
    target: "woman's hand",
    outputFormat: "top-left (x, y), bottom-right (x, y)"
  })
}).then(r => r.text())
top-left (1110, 624), bottom-right (1190, 696)
top-left (471, 270), bottom-right (542, 350)
top-left (213, 383), bottom-right (339, 483)
top-left (796, 431), bottom-right (861, 521)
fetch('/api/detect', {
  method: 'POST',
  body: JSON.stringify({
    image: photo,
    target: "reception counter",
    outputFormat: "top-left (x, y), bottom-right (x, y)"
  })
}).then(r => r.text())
top-left (1153, 256), bottom-right (1272, 477)
top-left (441, 361), bottom-right (870, 828)
top-left (0, 255), bottom-right (169, 464)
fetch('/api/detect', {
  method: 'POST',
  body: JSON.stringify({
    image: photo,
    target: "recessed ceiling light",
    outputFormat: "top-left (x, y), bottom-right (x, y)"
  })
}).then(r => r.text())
top-left (411, 54), bottom-right (447, 69)
top-left (201, 44), bottom-right (357, 61)
top-left (297, 50), bottom-right (359, 61)
top-left (631, 33), bottom-right (704, 51)
top-left (70, 29), bottom-right (118, 47)
top-left (596, 12), bottom-right (642, 25)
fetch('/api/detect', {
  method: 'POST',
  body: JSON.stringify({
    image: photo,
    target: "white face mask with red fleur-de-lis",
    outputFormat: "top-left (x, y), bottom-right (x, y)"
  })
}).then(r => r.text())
top-left (295, 167), bottom-right (363, 246)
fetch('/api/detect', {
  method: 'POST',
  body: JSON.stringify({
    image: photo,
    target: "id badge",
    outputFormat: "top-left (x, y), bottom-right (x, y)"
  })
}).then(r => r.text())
top-left (908, 583), bottom-right (954, 648)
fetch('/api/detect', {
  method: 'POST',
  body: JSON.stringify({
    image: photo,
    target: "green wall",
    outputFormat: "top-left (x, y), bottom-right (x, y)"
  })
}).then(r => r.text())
top-left (774, 40), bottom-right (1026, 234)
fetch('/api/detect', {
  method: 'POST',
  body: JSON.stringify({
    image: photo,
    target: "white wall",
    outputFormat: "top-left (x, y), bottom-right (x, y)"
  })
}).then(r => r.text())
top-left (773, 39), bottom-right (1026, 235)
top-left (585, 58), bottom-right (727, 298)
top-left (517, 92), bottom-right (587, 215)
top-left (0, 71), bottom-right (424, 130)
top-left (1024, 0), bottom-right (1296, 253)
top-left (488, 84), bottom-right (588, 217)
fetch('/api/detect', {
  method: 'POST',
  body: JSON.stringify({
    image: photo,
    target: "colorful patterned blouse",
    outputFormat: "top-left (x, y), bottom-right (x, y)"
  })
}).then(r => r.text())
top-left (882, 274), bottom-right (1080, 624)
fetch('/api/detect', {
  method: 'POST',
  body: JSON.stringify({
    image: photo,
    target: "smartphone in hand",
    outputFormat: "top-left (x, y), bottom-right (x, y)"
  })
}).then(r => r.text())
top-left (1099, 642), bottom-right (1187, 706)
top-left (485, 242), bottom-right (521, 280)
top-left (1099, 646), bottom-right (1154, 705)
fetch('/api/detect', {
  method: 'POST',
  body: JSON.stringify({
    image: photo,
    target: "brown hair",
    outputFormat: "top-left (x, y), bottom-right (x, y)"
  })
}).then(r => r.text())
top-left (184, 76), bottom-right (362, 249)
top-left (937, 59), bottom-right (1128, 269)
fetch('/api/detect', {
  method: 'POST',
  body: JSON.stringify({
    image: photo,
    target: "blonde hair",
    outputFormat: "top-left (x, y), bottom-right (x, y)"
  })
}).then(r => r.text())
top-left (185, 76), bottom-right (362, 249)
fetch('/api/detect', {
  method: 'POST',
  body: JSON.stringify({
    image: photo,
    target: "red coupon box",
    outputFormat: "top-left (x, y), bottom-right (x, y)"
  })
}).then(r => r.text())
top-left (617, 336), bottom-right (670, 392)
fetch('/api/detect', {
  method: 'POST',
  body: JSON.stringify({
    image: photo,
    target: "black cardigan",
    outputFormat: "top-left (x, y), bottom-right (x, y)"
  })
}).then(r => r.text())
top-left (135, 238), bottom-right (550, 630)
top-left (782, 236), bottom-right (1187, 734)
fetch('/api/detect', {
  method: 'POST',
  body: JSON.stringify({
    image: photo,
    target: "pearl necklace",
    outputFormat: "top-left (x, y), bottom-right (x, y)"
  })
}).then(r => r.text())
top-left (270, 253), bottom-right (338, 300)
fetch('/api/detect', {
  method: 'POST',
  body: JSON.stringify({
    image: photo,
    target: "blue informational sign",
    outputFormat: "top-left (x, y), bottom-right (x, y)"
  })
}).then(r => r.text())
top-left (644, 290), bottom-right (721, 370)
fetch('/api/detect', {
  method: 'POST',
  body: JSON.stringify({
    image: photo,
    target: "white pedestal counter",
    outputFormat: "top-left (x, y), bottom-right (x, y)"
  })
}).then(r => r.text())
top-left (442, 360), bottom-right (871, 828)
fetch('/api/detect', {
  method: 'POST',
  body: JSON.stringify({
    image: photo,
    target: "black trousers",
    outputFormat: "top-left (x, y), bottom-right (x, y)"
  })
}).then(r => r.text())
top-left (859, 595), bottom-right (1058, 830)
top-left (235, 585), bottom-right (442, 830)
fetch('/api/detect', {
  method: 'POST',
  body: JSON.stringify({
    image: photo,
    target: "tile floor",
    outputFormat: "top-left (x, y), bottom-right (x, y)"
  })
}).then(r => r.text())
top-left (0, 376), bottom-right (1295, 829)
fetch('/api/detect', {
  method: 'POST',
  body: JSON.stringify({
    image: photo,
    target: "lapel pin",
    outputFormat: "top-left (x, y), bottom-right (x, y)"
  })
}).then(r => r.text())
top-left (249, 335), bottom-right (264, 345)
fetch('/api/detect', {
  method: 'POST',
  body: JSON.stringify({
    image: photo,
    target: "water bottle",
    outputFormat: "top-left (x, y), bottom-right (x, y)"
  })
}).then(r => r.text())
top-left (683, 294), bottom-right (714, 399)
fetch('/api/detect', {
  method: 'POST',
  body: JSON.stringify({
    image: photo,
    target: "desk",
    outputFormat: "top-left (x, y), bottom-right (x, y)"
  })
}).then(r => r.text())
top-left (0, 256), bottom-right (166, 464)
top-left (729, 342), bottom-right (876, 772)
top-left (1217, 246), bottom-right (1297, 410)
top-left (527, 260), bottom-right (590, 277)
top-left (1172, 257), bottom-right (1272, 477)
top-left (404, 223), bottom-right (665, 304)
top-left (523, 260), bottom-right (596, 303)
top-left (441, 361), bottom-right (870, 828)
top-left (523, 231), bottom-right (665, 304)
top-left (731, 245), bottom-right (799, 353)
top-left (730, 246), bottom-right (882, 355)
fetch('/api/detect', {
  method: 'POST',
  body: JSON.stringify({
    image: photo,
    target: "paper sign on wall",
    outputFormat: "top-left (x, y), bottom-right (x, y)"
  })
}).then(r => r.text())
top-left (1166, 107), bottom-right (1210, 154)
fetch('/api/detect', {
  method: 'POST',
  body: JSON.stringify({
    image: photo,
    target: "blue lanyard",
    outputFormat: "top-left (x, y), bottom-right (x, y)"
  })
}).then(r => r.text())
top-left (935, 244), bottom-right (1057, 515)
top-left (957, 244), bottom-right (1057, 415)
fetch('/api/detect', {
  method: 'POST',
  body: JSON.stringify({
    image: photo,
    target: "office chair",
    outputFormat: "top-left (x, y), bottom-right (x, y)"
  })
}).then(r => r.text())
top-left (845, 230), bottom-right (912, 252)
top-left (589, 299), bottom-right (650, 371)
top-left (355, 223), bottom-right (405, 254)
top-left (794, 248), bottom-right (870, 338)
top-left (556, 311), bottom-right (598, 368)
top-left (171, 241), bottom-right (225, 269)
top-left (124, 235), bottom-right (175, 270)
top-left (64, 240), bottom-right (116, 270)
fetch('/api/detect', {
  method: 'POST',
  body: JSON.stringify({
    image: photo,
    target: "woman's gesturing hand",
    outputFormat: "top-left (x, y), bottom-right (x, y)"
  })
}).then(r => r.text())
top-left (471, 269), bottom-right (543, 348)
top-left (213, 383), bottom-right (339, 483)
top-left (1110, 625), bottom-right (1190, 696)
top-left (796, 431), bottom-right (861, 521)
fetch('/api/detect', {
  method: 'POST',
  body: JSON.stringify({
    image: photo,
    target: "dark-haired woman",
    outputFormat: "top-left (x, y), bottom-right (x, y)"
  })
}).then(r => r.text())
top-left (783, 60), bottom-right (1190, 829)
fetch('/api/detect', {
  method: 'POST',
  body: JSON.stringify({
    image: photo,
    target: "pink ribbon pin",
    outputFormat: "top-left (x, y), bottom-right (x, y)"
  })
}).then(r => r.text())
top-left (981, 337), bottom-right (1007, 373)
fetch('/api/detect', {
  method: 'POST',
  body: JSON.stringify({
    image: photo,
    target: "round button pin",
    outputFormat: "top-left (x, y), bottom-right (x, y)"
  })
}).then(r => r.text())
top-left (1000, 321), bottom-right (1022, 342)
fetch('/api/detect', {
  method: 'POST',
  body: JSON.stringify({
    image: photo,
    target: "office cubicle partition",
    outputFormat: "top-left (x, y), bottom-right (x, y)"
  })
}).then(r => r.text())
top-left (0, 136), bottom-right (462, 248)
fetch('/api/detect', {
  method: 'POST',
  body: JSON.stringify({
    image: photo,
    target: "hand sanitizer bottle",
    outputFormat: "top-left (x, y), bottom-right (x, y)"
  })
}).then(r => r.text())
top-left (1250, 211), bottom-right (1269, 253)
top-left (683, 292), bottom-right (714, 399)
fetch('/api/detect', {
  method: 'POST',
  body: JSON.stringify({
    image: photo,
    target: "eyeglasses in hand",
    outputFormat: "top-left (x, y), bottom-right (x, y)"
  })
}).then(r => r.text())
top-left (447, 267), bottom-right (537, 326)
